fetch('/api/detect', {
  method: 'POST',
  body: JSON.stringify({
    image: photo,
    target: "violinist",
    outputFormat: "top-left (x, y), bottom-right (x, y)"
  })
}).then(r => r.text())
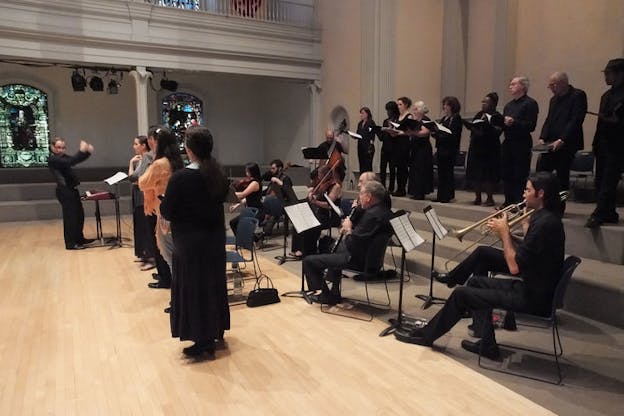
top-left (318, 129), bottom-right (347, 181)
top-left (290, 164), bottom-right (342, 258)
top-left (229, 162), bottom-right (264, 236)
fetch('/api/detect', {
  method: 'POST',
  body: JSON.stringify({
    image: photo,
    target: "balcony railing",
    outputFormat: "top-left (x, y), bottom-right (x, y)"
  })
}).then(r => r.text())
top-left (144, 0), bottom-right (317, 28)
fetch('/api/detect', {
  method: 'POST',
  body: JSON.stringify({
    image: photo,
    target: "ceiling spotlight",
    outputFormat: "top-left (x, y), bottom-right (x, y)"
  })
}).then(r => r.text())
top-left (160, 79), bottom-right (178, 92)
top-left (71, 69), bottom-right (86, 91)
top-left (107, 80), bottom-right (119, 95)
top-left (89, 76), bottom-right (104, 92)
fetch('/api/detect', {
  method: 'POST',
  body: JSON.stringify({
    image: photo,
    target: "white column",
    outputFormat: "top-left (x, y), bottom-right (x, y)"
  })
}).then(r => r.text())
top-left (129, 66), bottom-right (152, 135)
top-left (441, 0), bottom-right (468, 103)
top-left (308, 80), bottom-right (321, 148)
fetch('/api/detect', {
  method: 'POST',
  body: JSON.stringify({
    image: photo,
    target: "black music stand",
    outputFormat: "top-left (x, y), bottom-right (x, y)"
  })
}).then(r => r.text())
top-left (280, 202), bottom-right (321, 303)
top-left (415, 205), bottom-right (447, 309)
top-left (380, 212), bottom-right (427, 336)
top-left (275, 212), bottom-right (299, 265)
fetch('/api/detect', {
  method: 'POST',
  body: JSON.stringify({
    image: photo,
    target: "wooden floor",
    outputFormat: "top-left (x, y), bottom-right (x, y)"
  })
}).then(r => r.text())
top-left (0, 219), bottom-right (555, 415)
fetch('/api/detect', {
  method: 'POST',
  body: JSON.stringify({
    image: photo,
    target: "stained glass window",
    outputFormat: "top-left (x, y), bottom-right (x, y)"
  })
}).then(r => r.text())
top-left (0, 84), bottom-right (50, 168)
top-left (152, 0), bottom-right (200, 11)
top-left (161, 93), bottom-right (203, 151)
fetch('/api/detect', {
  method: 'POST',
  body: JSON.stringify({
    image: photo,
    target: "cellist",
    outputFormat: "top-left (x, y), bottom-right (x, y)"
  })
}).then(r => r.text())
top-left (317, 129), bottom-right (348, 181)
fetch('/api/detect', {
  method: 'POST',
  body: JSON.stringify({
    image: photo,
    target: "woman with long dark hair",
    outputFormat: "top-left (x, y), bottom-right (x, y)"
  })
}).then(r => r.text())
top-left (229, 162), bottom-right (265, 236)
top-left (161, 126), bottom-right (230, 358)
top-left (354, 106), bottom-right (376, 173)
top-left (432, 96), bottom-right (463, 203)
top-left (139, 126), bottom-right (184, 289)
top-left (128, 135), bottom-right (154, 269)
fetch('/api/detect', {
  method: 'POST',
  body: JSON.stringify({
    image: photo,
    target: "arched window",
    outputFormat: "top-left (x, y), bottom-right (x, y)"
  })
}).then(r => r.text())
top-left (161, 92), bottom-right (203, 151)
top-left (0, 84), bottom-right (50, 168)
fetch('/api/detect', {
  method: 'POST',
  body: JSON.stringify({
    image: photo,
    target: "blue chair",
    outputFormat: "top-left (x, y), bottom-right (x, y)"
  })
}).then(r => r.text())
top-left (226, 216), bottom-right (259, 278)
top-left (478, 256), bottom-right (581, 385)
top-left (226, 206), bottom-right (259, 245)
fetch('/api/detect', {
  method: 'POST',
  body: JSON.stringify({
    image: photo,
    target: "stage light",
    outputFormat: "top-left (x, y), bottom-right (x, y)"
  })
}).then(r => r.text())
top-left (160, 79), bottom-right (178, 92)
top-left (89, 76), bottom-right (104, 92)
top-left (107, 79), bottom-right (119, 95)
top-left (71, 70), bottom-right (86, 91)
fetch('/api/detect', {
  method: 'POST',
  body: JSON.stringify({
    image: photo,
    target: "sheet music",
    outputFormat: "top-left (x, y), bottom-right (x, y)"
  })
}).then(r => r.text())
top-left (324, 193), bottom-right (343, 217)
top-left (104, 171), bottom-right (128, 186)
top-left (284, 202), bottom-right (321, 233)
top-left (423, 206), bottom-right (448, 240)
top-left (390, 214), bottom-right (425, 252)
top-left (347, 130), bottom-right (363, 139)
top-left (422, 120), bottom-right (452, 135)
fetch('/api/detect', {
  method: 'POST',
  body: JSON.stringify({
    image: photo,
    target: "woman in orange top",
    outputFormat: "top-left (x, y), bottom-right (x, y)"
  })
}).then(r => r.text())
top-left (139, 126), bottom-right (184, 290)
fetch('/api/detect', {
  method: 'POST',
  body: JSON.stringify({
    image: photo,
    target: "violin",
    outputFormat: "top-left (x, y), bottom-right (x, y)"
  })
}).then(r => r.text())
top-left (234, 177), bottom-right (253, 192)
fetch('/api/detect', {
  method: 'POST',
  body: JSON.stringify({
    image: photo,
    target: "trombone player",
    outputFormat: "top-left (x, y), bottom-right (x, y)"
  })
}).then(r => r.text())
top-left (396, 172), bottom-right (565, 359)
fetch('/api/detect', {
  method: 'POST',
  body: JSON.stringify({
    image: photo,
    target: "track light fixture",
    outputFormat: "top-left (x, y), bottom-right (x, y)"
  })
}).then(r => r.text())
top-left (160, 79), bottom-right (178, 92)
top-left (71, 69), bottom-right (86, 91)
top-left (89, 76), bottom-right (104, 92)
top-left (107, 79), bottom-right (119, 95)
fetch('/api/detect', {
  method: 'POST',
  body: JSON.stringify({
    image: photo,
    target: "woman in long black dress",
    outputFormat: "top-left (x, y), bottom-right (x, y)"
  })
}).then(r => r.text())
top-left (160, 126), bottom-right (230, 358)
top-left (378, 101), bottom-right (400, 192)
top-left (407, 101), bottom-right (434, 200)
top-left (389, 97), bottom-right (413, 197)
top-left (465, 92), bottom-right (504, 206)
top-left (432, 96), bottom-right (463, 202)
top-left (354, 106), bottom-right (376, 173)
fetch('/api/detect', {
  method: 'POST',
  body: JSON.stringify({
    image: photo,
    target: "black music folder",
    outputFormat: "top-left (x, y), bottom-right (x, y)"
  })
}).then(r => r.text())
top-left (302, 147), bottom-right (328, 160)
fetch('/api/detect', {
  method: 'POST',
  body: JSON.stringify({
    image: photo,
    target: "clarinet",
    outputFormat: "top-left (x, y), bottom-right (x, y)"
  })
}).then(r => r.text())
top-left (330, 201), bottom-right (359, 253)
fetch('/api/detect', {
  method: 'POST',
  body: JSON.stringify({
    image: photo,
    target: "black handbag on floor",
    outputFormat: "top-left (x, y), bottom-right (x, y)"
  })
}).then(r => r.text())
top-left (246, 275), bottom-right (280, 307)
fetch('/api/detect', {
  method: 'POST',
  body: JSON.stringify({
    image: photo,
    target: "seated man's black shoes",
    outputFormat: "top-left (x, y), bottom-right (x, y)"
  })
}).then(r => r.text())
top-left (434, 273), bottom-right (457, 288)
top-left (394, 327), bottom-right (433, 347)
top-left (148, 280), bottom-right (170, 289)
top-left (66, 244), bottom-right (86, 250)
top-left (461, 339), bottom-right (500, 360)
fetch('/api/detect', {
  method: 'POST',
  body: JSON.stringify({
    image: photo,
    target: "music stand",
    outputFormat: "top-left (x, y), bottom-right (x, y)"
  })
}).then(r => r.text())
top-left (380, 212), bottom-right (427, 336)
top-left (415, 206), bottom-right (448, 309)
top-left (275, 213), bottom-right (298, 265)
top-left (103, 171), bottom-right (128, 249)
top-left (280, 202), bottom-right (321, 303)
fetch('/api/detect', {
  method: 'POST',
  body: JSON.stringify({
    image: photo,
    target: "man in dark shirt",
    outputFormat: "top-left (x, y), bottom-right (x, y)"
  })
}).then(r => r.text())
top-left (396, 172), bottom-right (565, 360)
top-left (537, 72), bottom-right (588, 197)
top-left (48, 137), bottom-right (95, 250)
top-left (501, 76), bottom-right (539, 206)
top-left (586, 58), bottom-right (624, 228)
top-left (261, 159), bottom-right (297, 235)
top-left (303, 180), bottom-right (392, 305)
top-left (317, 129), bottom-right (347, 181)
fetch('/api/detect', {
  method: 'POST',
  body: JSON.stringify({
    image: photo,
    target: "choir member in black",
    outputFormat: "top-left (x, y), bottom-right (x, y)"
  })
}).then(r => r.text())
top-left (465, 92), bottom-right (504, 206)
top-left (160, 126), bottom-right (230, 358)
top-left (501, 76), bottom-right (539, 206)
top-left (303, 180), bottom-right (392, 305)
top-left (261, 159), bottom-right (297, 235)
top-left (317, 129), bottom-right (347, 181)
top-left (128, 135), bottom-right (155, 267)
top-left (432, 96), bottom-right (463, 202)
top-left (354, 106), bottom-right (376, 173)
top-left (586, 59), bottom-right (624, 228)
top-left (389, 97), bottom-right (413, 197)
top-left (290, 164), bottom-right (342, 258)
top-left (378, 101), bottom-right (400, 192)
top-left (406, 101), bottom-right (434, 200)
top-left (398, 172), bottom-right (565, 359)
top-left (537, 72), bottom-right (588, 204)
top-left (229, 162), bottom-right (265, 236)
top-left (48, 137), bottom-right (95, 250)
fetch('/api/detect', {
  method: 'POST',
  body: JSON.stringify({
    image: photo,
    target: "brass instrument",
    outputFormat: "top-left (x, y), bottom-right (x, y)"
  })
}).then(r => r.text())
top-left (444, 191), bottom-right (568, 271)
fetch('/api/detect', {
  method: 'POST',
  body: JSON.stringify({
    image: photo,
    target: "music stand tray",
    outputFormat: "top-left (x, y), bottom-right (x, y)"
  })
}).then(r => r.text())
top-left (302, 147), bottom-right (328, 160)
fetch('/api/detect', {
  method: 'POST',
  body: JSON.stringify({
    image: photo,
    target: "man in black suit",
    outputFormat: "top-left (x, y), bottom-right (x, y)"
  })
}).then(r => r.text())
top-left (537, 72), bottom-right (588, 200)
top-left (48, 137), bottom-right (95, 250)
top-left (303, 180), bottom-right (392, 305)
top-left (397, 172), bottom-right (565, 359)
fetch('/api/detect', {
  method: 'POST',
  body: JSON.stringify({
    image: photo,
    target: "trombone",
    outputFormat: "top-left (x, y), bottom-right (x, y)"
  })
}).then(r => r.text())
top-left (445, 191), bottom-right (568, 271)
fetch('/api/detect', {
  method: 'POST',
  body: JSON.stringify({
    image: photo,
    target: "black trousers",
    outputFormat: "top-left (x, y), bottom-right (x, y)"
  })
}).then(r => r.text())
top-left (358, 145), bottom-right (374, 173)
top-left (55, 186), bottom-right (85, 248)
top-left (593, 146), bottom-right (624, 221)
top-left (436, 151), bottom-right (456, 201)
top-left (146, 214), bottom-right (172, 285)
top-left (536, 148), bottom-right (574, 190)
top-left (302, 243), bottom-right (350, 291)
top-left (394, 137), bottom-right (411, 194)
top-left (421, 276), bottom-right (527, 346)
top-left (380, 149), bottom-right (396, 191)
top-left (501, 139), bottom-right (532, 204)
top-left (447, 245), bottom-right (510, 285)
top-left (132, 205), bottom-right (153, 259)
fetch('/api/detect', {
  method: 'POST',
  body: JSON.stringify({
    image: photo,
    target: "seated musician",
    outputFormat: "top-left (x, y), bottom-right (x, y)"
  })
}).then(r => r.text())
top-left (396, 172), bottom-right (565, 359)
top-left (290, 164), bottom-right (342, 258)
top-left (318, 129), bottom-right (347, 181)
top-left (229, 162), bottom-right (265, 236)
top-left (261, 159), bottom-right (298, 235)
top-left (303, 181), bottom-right (393, 305)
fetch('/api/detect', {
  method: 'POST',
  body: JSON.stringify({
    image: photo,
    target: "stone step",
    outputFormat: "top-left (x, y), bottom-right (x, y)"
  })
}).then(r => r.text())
top-left (0, 197), bottom-right (132, 222)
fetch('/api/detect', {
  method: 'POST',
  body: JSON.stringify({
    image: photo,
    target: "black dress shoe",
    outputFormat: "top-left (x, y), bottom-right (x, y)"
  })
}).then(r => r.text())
top-left (80, 238), bottom-right (96, 245)
top-left (152, 273), bottom-right (160, 281)
top-left (585, 215), bottom-right (603, 228)
top-left (392, 191), bottom-right (406, 197)
top-left (66, 244), bottom-right (86, 250)
top-left (148, 281), bottom-right (170, 289)
top-left (434, 273), bottom-right (457, 288)
top-left (164, 306), bottom-right (171, 313)
top-left (461, 339), bottom-right (500, 360)
top-left (394, 327), bottom-right (432, 346)
top-left (182, 342), bottom-right (215, 358)
top-left (317, 291), bottom-right (341, 305)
